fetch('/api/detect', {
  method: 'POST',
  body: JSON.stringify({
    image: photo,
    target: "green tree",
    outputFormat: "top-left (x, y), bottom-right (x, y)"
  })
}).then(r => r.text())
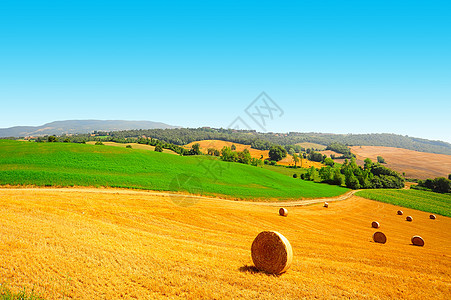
top-left (332, 168), bottom-right (345, 186)
top-left (221, 146), bottom-right (236, 162)
top-left (190, 143), bottom-right (202, 155)
top-left (237, 149), bottom-right (252, 164)
top-left (292, 153), bottom-right (299, 168)
top-left (155, 144), bottom-right (163, 152)
top-left (268, 145), bottom-right (287, 162)
top-left (231, 144), bottom-right (236, 150)
top-left (319, 166), bottom-right (333, 182)
top-left (308, 151), bottom-right (323, 162)
top-left (207, 148), bottom-right (216, 155)
top-left (345, 172), bottom-right (360, 189)
top-left (324, 157), bottom-right (334, 167)
top-left (95, 141), bottom-right (104, 145)
top-left (306, 166), bottom-right (317, 181)
top-left (433, 177), bottom-right (451, 193)
top-left (126, 145), bottom-right (132, 148)
top-left (47, 135), bottom-right (57, 142)
top-left (364, 158), bottom-right (373, 170)
top-left (377, 156), bottom-right (386, 164)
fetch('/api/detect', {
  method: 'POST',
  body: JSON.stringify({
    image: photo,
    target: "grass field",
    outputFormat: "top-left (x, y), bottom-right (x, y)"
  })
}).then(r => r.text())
top-left (0, 140), bottom-right (347, 200)
top-left (86, 141), bottom-right (178, 155)
top-left (295, 142), bottom-right (327, 150)
top-left (356, 189), bottom-right (451, 217)
top-left (261, 165), bottom-right (306, 177)
top-left (1, 188), bottom-right (450, 299)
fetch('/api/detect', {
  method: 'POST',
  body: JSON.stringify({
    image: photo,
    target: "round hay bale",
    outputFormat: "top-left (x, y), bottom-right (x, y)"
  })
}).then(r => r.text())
top-left (397, 210), bottom-right (403, 215)
top-left (411, 235), bottom-right (425, 246)
top-left (372, 231), bottom-right (387, 244)
top-left (324, 202), bottom-right (329, 208)
top-left (406, 216), bottom-right (413, 222)
top-left (279, 208), bottom-right (288, 217)
top-left (251, 231), bottom-right (293, 274)
top-left (371, 221), bottom-right (380, 228)
top-left (429, 214), bottom-right (436, 220)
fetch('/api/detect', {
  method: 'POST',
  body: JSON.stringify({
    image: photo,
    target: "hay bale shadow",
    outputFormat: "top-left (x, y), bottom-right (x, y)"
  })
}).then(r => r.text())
top-left (239, 265), bottom-right (281, 277)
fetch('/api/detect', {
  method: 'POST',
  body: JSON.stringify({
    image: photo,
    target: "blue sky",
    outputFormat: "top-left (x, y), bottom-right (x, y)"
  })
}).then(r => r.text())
top-left (1, 1), bottom-right (450, 142)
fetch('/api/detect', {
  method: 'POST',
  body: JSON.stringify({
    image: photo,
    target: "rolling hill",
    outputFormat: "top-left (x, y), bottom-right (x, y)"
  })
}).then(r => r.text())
top-left (100, 128), bottom-right (451, 155)
top-left (0, 140), bottom-right (347, 200)
top-left (350, 146), bottom-right (451, 179)
top-left (185, 139), bottom-right (324, 168)
top-left (0, 120), bottom-right (179, 137)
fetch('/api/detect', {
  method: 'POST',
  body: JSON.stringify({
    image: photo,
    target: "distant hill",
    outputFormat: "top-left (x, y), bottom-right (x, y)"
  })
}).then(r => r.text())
top-left (103, 128), bottom-right (451, 155)
top-left (0, 120), bottom-right (179, 137)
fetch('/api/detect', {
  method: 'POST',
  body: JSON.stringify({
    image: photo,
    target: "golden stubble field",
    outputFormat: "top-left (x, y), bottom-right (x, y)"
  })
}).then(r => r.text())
top-left (350, 146), bottom-right (451, 180)
top-left (1, 188), bottom-right (450, 299)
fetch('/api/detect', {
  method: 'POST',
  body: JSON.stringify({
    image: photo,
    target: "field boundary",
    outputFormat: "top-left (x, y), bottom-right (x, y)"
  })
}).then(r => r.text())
top-left (0, 187), bottom-right (358, 207)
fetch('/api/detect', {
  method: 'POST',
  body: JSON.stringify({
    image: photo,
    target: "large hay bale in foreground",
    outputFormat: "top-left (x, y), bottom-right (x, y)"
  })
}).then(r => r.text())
top-left (397, 210), bottom-right (403, 215)
top-left (324, 202), bottom-right (329, 208)
top-left (430, 214), bottom-right (436, 220)
top-left (279, 208), bottom-right (288, 217)
top-left (406, 216), bottom-right (413, 222)
top-left (372, 231), bottom-right (387, 244)
top-left (251, 231), bottom-right (293, 274)
top-left (411, 235), bottom-right (425, 246)
top-left (371, 221), bottom-right (380, 229)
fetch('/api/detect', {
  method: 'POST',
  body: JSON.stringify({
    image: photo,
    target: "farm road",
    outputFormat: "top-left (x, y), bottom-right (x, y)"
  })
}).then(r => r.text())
top-left (0, 187), bottom-right (359, 207)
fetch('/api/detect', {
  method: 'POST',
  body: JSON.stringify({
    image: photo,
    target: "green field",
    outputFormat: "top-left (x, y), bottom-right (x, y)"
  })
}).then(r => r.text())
top-left (261, 164), bottom-right (307, 177)
top-left (0, 140), bottom-right (348, 200)
top-left (0, 284), bottom-right (44, 300)
top-left (356, 189), bottom-right (451, 217)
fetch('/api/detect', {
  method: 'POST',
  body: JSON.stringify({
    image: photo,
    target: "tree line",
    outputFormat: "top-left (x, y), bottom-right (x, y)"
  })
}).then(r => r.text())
top-left (30, 127), bottom-right (451, 155)
top-left (299, 157), bottom-right (405, 189)
top-left (412, 176), bottom-right (451, 194)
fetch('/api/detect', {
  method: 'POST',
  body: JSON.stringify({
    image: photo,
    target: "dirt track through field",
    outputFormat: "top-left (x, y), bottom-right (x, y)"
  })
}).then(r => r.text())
top-left (1, 188), bottom-right (450, 299)
top-left (0, 187), bottom-right (358, 207)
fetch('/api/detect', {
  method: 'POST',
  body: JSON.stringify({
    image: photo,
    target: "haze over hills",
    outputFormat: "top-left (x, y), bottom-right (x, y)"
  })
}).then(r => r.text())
top-left (0, 120), bottom-right (179, 137)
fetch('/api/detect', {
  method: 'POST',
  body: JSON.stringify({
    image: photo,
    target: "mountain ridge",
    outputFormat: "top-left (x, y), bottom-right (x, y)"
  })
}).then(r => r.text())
top-left (0, 120), bottom-right (179, 137)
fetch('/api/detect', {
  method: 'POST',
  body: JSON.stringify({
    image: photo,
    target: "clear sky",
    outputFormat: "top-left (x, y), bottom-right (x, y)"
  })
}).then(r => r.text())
top-left (1, 1), bottom-right (450, 142)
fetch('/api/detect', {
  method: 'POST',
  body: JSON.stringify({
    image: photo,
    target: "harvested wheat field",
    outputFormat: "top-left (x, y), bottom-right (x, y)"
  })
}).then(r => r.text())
top-left (351, 146), bottom-right (451, 179)
top-left (185, 139), bottom-right (269, 159)
top-left (1, 188), bottom-right (450, 299)
top-left (185, 139), bottom-right (323, 168)
top-left (277, 155), bottom-right (324, 168)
